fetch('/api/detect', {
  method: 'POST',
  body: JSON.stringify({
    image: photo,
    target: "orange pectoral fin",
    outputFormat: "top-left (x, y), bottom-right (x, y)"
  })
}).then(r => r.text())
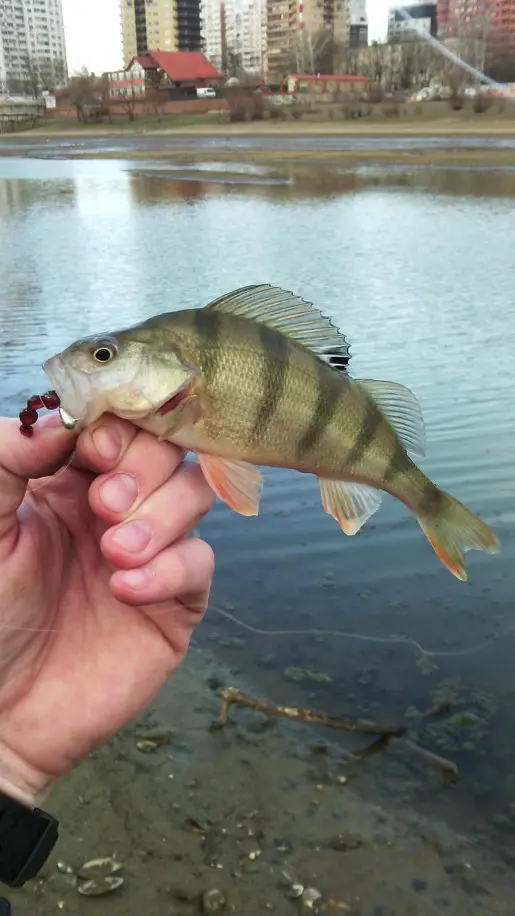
top-left (196, 453), bottom-right (263, 516)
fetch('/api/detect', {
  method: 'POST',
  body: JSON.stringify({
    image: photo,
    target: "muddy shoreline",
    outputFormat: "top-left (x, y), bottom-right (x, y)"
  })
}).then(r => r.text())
top-left (7, 644), bottom-right (515, 916)
top-left (2, 130), bottom-right (515, 170)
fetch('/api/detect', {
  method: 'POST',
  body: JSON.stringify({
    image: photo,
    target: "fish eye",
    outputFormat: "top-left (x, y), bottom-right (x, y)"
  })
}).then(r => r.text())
top-left (92, 345), bottom-right (116, 363)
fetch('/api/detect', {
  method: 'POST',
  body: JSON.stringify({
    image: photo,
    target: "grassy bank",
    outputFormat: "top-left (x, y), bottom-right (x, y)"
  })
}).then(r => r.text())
top-left (4, 99), bottom-right (515, 140)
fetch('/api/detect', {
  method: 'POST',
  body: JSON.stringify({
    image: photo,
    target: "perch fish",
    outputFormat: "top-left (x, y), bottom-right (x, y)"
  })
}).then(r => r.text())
top-left (42, 284), bottom-right (500, 581)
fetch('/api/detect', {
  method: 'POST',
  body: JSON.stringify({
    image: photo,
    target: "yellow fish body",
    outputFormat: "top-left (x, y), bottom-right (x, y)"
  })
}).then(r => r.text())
top-left (43, 284), bottom-right (500, 581)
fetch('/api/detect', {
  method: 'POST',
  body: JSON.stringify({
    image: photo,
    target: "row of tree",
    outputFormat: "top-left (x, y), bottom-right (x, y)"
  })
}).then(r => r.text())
top-left (232, 22), bottom-right (515, 88)
top-left (66, 69), bottom-right (141, 122)
top-left (283, 27), bottom-right (515, 84)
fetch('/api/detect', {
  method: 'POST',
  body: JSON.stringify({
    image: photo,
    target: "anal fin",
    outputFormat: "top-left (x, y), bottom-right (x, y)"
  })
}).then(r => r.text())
top-left (197, 453), bottom-right (263, 517)
top-left (319, 478), bottom-right (383, 535)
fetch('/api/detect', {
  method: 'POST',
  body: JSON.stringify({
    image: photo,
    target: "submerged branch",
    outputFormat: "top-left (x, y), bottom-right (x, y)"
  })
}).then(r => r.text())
top-left (216, 687), bottom-right (405, 736)
top-left (215, 687), bottom-right (459, 784)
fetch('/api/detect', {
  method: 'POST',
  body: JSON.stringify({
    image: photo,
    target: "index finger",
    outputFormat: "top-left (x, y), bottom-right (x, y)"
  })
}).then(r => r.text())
top-left (74, 413), bottom-right (186, 476)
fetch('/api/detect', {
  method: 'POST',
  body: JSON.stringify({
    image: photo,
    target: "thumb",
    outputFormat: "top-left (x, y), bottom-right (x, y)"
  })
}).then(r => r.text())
top-left (0, 412), bottom-right (75, 547)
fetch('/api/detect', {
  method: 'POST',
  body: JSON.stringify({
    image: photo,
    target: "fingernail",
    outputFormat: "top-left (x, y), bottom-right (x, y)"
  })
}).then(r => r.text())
top-left (111, 521), bottom-right (152, 553)
top-left (118, 567), bottom-right (154, 590)
top-left (92, 425), bottom-right (121, 461)
top-left (99, 474), bottom-right (138, 513)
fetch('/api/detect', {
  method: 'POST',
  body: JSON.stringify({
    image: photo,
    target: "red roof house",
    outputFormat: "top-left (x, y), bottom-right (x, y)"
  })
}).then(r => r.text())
top-left (128, 51), bottom-right (223, 87)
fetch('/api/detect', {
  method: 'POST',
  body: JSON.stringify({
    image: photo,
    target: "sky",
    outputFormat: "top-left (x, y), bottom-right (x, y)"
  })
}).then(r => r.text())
top-left (61, 0), bottom-right (388, 76)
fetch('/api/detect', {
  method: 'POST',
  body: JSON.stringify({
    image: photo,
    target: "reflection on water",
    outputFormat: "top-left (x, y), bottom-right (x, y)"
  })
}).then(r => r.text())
top-left (128, 160), bottom-right (515, 203)
top-left (0, 154), bottom-right (514, 860)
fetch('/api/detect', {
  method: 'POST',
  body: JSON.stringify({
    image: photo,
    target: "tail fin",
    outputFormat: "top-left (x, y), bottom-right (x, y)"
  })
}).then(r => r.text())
top-left (417, 492), bottom-right (500, 581)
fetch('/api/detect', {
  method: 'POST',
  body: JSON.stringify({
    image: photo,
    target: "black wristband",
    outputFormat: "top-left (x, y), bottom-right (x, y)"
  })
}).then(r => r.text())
top-left (0, 792), bottom-right (58, 888)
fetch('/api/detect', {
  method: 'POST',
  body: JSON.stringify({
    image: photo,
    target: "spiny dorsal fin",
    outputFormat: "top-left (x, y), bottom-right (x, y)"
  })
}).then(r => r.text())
top-left (355, 379), bottom-right (426, 458)
top-left (205, 284), bottom-right (351, 372)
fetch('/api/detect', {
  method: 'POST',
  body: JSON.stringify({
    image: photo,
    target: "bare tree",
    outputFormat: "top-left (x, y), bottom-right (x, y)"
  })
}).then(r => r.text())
top-left (52, 57), bottom-right (68, 90)
top-left (287, 28), bottom-right (343, 75)
top-left (67, 69), bottom-right (101, 122)
top-left (21, 56), bottom-right (41, 98)
top-left (119, 84), bottom-right (138, 121)
top-left (444, 0), bottom-right (495, 77)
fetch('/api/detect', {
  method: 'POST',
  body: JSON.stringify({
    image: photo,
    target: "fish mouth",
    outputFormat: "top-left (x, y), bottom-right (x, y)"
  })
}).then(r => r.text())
top-left (42, 355), bottom-right (87, 428)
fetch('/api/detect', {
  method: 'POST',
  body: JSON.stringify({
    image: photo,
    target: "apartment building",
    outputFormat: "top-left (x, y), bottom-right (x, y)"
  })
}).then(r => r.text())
top-left (201, 0), bottom-right (224, 70)
top-left (241, 0), bottom-right (266, 70)
top-left (121, 0), bottom-right (202, 64)
top-left (494, 0), bottom-right (515, 43)
top-left (388, 0), bottom-right (437, 40)
top-left (436, 0), bottom-right (515, 45)
top-left (265, 0), bottom-right (297, 79)
top-left (348, 0), bottom-right (368, 44)
top-left (437, 0), bottom-right (489, 33)
top-left (201, 0), bottom-right (265, 74)
top-left (0, 0), bottom-right (67, 96)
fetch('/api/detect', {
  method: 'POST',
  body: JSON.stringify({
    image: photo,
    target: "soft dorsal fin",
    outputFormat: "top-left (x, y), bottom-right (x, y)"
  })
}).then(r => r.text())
top-left (355, 378), bottom-right (426, 458)
top-left (204, 284), bottom-right (351, 372)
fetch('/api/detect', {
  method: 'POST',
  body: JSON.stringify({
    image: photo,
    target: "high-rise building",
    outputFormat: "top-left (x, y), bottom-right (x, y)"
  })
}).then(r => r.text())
top-left (241, 0), bottom-right (266, 71)
top-left (265, 0), bottom-right (297, 80)
top-left (121, 0), bottom-right (203, 65)
top-left (201, 0), bottom-right (265, 74)
top-left (348, 0), bottom-right (368, 44)
top-left (387, 0), bottom-right (437, 40)
top-left (201, 0), bottom-right (225, 70)
top-left (494, 0), bottom-right (515, 44)
top-left (265, 0), bottom-right (348, 83)
top-left (436, 0), bottom-right (492, 34)
top-left (0, 28), bottom-right (6, 92)
top-left (0, 0), bottom-right (68, 96)
top-left (436, 0), bottom-right (515, 47)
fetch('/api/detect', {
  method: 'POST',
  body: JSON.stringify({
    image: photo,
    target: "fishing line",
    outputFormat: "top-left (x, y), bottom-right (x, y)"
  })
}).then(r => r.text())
top-left (27, 449), bottom-right (77, 493)
top-left (0, 600), bottom-right (506, 668)
top-left (208, 604), bottom-right (504, 663)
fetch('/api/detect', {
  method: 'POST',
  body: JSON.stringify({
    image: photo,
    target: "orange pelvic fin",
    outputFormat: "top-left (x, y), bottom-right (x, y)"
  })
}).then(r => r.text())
top-left (196, 453), bottom-right (263, 516)
top-left (319, 478), bottom-right (383, 535)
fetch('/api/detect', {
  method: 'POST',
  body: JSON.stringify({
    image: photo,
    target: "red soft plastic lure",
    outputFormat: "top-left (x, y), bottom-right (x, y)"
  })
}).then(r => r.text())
top-left (19, 391), bottom-right (61, 437)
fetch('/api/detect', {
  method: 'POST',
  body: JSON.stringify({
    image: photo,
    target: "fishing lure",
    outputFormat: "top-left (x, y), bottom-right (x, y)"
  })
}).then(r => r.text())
top-left (19, 390), bottom-right (61, 437)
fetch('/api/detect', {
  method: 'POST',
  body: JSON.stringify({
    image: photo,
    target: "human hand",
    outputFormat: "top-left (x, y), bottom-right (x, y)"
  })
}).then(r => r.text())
top-left (0, 412), bottom-right (215, 808)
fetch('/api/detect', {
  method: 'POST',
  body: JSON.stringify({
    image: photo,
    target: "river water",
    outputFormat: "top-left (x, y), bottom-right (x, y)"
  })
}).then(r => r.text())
top-left (0, 146), bottom-right (513, 862)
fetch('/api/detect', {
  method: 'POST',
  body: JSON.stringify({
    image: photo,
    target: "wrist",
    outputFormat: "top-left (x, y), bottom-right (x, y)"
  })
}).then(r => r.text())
top-left (0, 742), bottom-right (54, 809)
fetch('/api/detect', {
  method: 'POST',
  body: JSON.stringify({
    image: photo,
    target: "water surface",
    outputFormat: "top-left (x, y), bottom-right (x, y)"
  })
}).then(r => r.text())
top-left (0, 150), bottom-right (513, 861)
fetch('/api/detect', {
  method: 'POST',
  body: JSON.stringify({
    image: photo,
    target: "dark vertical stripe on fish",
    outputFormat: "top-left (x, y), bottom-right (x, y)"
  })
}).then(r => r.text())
top-left (381, 440), bottom-right (408, 486)
top-left (194, 309), bottom-right (221, 387)
top-left (251, 325), bottom-right (289, 443)
top-left (419, 483), bottom-right (443, 518)
top-left (344, 401), bottom-right (384, 469)
top-left (296, 359), bottom-right (342, 458)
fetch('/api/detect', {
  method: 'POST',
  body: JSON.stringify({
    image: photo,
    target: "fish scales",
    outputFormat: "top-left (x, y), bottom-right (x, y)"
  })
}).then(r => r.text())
top-left (168, 310), bottom-right (380, 480)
